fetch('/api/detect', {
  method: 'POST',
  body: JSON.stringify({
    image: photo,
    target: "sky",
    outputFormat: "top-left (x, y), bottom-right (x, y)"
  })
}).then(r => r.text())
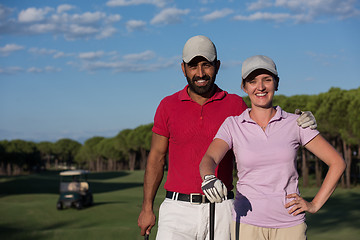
top-left (1, 0), bottom-right (359, 143)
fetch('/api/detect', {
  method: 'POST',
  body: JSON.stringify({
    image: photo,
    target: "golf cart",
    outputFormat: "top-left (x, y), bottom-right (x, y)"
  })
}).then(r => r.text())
top-left (57, 170), bottom-right (93, 210)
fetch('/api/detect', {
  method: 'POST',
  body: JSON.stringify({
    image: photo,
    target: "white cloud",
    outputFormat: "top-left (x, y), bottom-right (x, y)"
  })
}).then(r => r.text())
top-left (28, 23), bottom-right (57, 33)
top-left (234, 12), bottom-right (292, 22)
top-left (275, 0), bottom-right (360, 19)
top-left (64, 24), bottom-right (99, 40)
top-left (53, 51), bottom-right (75, 59)
top-left (151, 8), bottom-right (190, 25)
top-left (106, 0), bottom-right (169, 8)
top-left (1, 5), bottom-right (121, 40)
top-left (79, 51), bottom-right (105, 60)
top-left (0, 43), bottom-right (24, 56)
top-left (18, 7), bottom-right (53, 22)
top-left (44, 66), bottom-right (61, 72)
top-left (126, 20), bottom-right (146, 31)
top-left (200, 0), bottom-right (216, 4)
top-left (202, 8), bottom-right (234, 21)
top-left (53, 52), bottom-right (65, 59)
top-left (27, 66), bottom-right (61, 73)
top-left (243, 0), bottom-right (360, 23)
top-left (71, 12), bottom-right (107, 24)
top-left (28, 47), bottom-right (57, 55)
top-left (27, 67), bottom-right (43, 73)
top-left (74, 52), bottom-right (178, 73)
top-left (81, 59), bottom-right (175, 72)
top-left (0, 66), bottom-right (23, 74)
top-left (57, 4), bottom-right (75, 13)
top-left (0, 4), bottom-right (13, 20)
top-left (247, 0), bottom-right (273, 11)
top-left (28, 48), bottom-right (75, 59)
top-left (106, 14), bottom-right (122, 23)
top-left (123, 50), bottom-right (156, 61)
top-left (97, 26), bottom-right (118, 39)
top-left (306, 50), bottom-right (341, 66)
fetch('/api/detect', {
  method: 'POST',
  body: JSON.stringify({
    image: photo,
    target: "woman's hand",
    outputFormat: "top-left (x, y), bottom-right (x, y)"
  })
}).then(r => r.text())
top-left (285, 193), bottom-right (319, 216)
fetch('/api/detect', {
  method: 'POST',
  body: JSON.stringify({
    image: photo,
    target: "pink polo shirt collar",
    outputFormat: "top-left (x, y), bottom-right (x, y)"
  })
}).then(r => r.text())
top-left (239, 106), bottom-right (289, 125)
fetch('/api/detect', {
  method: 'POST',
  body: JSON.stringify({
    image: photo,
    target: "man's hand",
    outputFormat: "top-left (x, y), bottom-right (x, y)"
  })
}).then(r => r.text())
top-left (295, 109), bottom-right (317, 129)
top-left (138, 209), bottom-right (156, 236)
top-left (201, 175), bottom-right (227, 203)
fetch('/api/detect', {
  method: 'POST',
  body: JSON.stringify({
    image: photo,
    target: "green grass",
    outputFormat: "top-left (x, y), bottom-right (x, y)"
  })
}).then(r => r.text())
top-left (1, 171), bottom-right (359, 240)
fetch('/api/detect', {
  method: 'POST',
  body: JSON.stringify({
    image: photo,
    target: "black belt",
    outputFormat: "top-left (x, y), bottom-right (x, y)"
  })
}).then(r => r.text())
top-left (166, 191), bottom-right (234, 204)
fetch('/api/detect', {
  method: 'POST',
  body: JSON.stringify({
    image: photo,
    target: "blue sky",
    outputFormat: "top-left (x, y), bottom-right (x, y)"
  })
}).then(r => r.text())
top-left (1, 0), bottom-right (359, 143)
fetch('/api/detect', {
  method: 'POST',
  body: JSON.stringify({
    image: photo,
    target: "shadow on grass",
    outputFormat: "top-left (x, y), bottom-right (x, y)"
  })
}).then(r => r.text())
top-left (0, 221), bottom-right (73, 240)
top-left (305, 191), bottom-right (360, 232)
top-left (88, 171), bottom-right (130, 180)
top-left (0, 171), bottom-right (143, 197)
top-left (0, 225), bottom-right (40, 240)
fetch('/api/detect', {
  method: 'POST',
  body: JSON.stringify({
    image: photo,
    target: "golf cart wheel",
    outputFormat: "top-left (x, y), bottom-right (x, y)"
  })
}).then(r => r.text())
top-left (56, 201), bottom-right (63, 210)
top-left (75, 201), bottom-right (83, 210)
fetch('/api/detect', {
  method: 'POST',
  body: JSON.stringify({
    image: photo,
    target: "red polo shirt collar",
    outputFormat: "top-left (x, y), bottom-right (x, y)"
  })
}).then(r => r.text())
top-left (178, 84), bottom-right (227, 103)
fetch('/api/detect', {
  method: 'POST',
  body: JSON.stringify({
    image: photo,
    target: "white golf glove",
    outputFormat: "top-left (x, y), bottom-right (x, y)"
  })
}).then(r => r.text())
top-left (295, 109), bottom-right (317, 130)
top-left (201, 175), bottom-right (227, 203)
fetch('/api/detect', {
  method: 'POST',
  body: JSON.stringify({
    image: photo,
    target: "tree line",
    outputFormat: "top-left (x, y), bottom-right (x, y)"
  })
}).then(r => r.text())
top-left (1, 87), bottom-right (359, 188)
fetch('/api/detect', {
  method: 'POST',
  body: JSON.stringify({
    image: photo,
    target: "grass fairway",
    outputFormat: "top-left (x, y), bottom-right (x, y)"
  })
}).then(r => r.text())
top-left (1, 171), bottom-right (359, 240)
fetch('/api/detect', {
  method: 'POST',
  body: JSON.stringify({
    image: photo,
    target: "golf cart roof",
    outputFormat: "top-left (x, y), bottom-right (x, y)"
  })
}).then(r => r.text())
top-left (59, 170), bottom-right (90, 176)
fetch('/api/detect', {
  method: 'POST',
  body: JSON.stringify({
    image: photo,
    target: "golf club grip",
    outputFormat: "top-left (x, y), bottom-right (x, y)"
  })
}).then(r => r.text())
top-left (210, 202), bottom-right (215, 240)
top-left (144, 234), bottom-right (149, 240)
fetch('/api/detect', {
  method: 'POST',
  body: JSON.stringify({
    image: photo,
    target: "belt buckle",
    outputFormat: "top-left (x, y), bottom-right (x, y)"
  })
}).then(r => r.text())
top-left (190, 193), bottom-right (203, 205)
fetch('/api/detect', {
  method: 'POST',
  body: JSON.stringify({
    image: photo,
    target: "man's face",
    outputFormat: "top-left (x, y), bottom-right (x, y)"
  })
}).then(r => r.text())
top-left (182, 56), bottom-right (219, 96)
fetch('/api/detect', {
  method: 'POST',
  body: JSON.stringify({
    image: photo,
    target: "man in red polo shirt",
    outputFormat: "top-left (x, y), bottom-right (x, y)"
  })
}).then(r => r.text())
top-left (137, 35), bottom-right (317, 240)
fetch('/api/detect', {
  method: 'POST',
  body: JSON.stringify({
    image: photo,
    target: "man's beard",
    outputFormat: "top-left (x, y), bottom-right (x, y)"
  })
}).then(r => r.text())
top-left (186, 74), bottom-right (216, 96)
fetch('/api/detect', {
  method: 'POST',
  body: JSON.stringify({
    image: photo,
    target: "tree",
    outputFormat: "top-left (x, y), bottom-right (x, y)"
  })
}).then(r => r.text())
top-left (1, 140), bottom-right (41, 175)
top-left (0, 141), bottom-right (9, 175)
top-left (37, 141), bottom-right (54, 169)
top-left (339, 88), bottom-right (360, 187)
top-left (347, 88), bottom-right (360, 158)
top-left (53, 139), bottom-right (81, 169)
top-left (96, 137), bottom-right (124, 171)
top-left (115, 129), bottom-right (136, 171)
top-left (131, 123), bottom-right (153, 170)
top-left (75, 137), bottom-right (104, 171)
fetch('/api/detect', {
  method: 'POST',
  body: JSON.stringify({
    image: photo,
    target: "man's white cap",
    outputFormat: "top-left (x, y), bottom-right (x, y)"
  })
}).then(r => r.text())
top-left (242, 55), bottom-right (278, 80)
top-left (182, 35), bottom-right (217, 63)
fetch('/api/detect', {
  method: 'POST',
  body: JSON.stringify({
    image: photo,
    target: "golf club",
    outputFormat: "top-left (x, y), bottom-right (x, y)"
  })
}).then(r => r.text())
top-left (209, 202), bottom-right (215, 240)
top-left (144, 233), bottom-right (149, 240)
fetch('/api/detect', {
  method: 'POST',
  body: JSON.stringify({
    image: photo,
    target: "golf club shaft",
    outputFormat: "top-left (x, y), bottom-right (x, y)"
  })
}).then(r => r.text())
top-left (144, 233), bottom-right (149, 240)
top-left (210, 202), bottom-right (215, 240)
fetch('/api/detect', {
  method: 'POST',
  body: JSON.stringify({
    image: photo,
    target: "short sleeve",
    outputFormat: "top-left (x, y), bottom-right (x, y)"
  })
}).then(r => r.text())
top-left (299, 127), bottom-right (320, 146)
top-left (214, 117), bottom-right (234, 149)
top-left (152, 99), bottom-right (170, 138)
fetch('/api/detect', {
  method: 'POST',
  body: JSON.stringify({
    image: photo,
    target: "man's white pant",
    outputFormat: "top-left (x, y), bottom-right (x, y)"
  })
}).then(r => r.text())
top-left (156, 198), bottom-right (234, 240)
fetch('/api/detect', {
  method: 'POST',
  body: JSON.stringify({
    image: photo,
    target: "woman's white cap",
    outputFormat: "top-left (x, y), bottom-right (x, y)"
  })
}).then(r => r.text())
top-left (242, 55), bottom-right (278, 80)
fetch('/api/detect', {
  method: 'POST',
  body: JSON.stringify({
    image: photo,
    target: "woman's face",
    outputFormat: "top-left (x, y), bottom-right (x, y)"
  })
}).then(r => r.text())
top-left (243, 72), bottom-right (276, 109)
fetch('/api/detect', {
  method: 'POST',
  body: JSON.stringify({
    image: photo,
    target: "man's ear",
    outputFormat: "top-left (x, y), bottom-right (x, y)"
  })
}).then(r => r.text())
top-left (215, 60), bottom-right (221, 74)
top-left (181, 62), bottom-right (187, 77)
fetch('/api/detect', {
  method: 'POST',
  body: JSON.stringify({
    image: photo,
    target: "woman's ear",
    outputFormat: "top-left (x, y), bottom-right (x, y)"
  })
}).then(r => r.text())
top-left (275, 76), bottom-right (279, 91)
top-left (241, 83), bottom-right (248, 94)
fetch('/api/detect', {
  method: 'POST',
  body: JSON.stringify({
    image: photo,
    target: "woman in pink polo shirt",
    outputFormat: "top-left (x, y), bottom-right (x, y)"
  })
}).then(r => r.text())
top-left (199, 55), bottom-right (346, 240)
